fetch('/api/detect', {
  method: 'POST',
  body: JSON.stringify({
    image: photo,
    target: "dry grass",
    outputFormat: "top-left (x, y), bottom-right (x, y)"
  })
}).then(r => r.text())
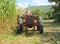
top-left (0, 20), bottom-right (60, 44)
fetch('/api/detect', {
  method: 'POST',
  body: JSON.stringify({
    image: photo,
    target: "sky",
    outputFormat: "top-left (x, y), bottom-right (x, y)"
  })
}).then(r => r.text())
top-left (16, 0), bottom-right (55, 8)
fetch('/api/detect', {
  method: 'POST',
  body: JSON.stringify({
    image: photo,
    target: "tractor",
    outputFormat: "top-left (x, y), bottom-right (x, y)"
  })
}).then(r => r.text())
top-left (16, 5), bottom-right (43, 34)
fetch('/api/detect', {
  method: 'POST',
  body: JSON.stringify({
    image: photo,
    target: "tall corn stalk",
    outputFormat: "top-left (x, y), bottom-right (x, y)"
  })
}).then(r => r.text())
top-left (0, 0), bottom-right (17, 36)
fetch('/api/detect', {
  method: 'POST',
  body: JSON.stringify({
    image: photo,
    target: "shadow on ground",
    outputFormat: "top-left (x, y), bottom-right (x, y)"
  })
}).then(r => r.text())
top-left (37, 32), bottom-right (60, 41)
top-left (14, 30), bottom-right (60, 41)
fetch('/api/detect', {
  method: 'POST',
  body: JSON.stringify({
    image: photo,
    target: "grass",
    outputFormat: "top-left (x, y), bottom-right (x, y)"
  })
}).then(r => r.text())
top-left (0, 20), bottom-right (60, 44)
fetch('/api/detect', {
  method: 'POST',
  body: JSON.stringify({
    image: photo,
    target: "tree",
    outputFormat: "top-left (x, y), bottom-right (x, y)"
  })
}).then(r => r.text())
top-left (48, 0), bottom-right (60, 21)
top-left (31, 8), bottom-right (43, 16)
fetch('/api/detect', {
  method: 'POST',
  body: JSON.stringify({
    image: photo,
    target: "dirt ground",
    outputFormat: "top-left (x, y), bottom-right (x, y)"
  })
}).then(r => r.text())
top-left (0, 20), bottom-right (60, 44)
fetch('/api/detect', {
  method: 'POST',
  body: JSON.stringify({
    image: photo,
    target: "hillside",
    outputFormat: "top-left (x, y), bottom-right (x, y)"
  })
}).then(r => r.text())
top-left (31, 5), bottom-right (51, 9)
top-left (25, 5), bottom-right (52, 13)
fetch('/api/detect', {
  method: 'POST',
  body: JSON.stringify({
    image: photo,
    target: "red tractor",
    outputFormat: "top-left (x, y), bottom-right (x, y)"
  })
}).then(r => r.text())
top-left (16, 6), bottom-right (43, 34)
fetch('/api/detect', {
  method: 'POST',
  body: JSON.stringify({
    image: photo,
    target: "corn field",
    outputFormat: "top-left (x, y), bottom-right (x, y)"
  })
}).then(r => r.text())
top-left (0, 0), bottom-right (17, 39)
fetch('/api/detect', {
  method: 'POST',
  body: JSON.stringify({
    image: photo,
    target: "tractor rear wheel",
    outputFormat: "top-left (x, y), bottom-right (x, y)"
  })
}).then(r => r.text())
top-left (16, 24), bottom-right (23, 34)
top-left (37, 25), bottom-right (43, 34)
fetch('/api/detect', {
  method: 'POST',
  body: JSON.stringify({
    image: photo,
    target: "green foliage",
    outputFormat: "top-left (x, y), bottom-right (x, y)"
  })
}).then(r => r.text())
top-left (28, 5), bottom-right (53, 20)
top-left (48, 0), bottom-right (60, 22)
top-left (0, 0), bottom-right (17, 30)
top-left (31, 8), bottom-right (42, 16)
top-left (49, 0), bottom-right (60, 3)
top-left (55, 13), bottom-right (60, 22)
top-left (30, 8), bottom-right (49, 20)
